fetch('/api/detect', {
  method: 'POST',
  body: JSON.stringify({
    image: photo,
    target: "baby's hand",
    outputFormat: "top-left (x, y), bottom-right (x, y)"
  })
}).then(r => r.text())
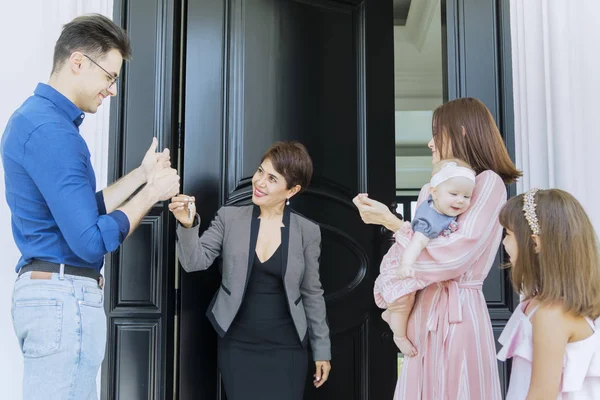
top-left (395, 264), bottom-right (415, 280)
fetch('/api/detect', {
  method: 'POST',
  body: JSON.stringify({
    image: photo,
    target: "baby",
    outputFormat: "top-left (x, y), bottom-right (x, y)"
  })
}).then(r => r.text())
top-left (374, 159), bottom-right (476, 356)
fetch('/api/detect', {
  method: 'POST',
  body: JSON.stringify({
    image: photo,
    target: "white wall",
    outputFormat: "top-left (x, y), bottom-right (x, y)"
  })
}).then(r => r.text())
top-left (0, 2), bottom-right (112, 398)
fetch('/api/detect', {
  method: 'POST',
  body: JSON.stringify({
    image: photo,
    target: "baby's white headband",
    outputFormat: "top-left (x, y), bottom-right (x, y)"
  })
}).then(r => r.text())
top-left (430, 162), bottom-right (476, 188)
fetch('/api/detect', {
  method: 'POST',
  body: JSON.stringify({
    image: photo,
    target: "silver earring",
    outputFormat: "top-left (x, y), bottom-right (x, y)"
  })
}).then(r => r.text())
top-left (286, 198), bottom-right (290, 206)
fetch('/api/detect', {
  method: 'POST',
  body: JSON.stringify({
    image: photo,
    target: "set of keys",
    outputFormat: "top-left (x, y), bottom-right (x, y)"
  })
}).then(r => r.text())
top-left (179, 197), bottom-right (195, 221)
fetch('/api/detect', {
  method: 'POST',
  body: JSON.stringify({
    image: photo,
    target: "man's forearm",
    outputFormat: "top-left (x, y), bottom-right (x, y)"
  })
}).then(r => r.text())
top-left (117, 186), bottom-right (160, 237)
top-left (103, 168), bottom-right (146, 213)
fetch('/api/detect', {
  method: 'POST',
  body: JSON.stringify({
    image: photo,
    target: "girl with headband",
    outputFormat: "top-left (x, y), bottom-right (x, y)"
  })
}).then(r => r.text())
top-left (372, 159), bottom-right (476, 356)
top-left (497, 189), bottom-right (600, 399)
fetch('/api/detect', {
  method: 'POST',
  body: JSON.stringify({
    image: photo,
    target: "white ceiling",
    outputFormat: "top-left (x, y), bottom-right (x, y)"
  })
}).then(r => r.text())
top-left (394, 0), bottom-right (443, 112)
top-left (394, 0), bottom-right (442, 188)
top-left (393, 0), bottom-right (412, 25)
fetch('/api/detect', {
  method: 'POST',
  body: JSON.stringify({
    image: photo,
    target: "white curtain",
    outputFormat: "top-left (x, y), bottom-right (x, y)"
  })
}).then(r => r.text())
top-left (510, 0), bottom-right (600, 232)
top-left (0, 1), bottom-right (113, 398)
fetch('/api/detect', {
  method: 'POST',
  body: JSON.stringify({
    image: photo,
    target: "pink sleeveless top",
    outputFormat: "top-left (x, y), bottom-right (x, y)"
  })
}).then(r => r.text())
top-left (497, 301), bottom-right (600, 399)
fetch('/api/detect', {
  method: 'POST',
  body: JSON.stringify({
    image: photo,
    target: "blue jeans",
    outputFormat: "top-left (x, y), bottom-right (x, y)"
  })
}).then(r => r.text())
top-left (11, 271), bottom-right (106, 400)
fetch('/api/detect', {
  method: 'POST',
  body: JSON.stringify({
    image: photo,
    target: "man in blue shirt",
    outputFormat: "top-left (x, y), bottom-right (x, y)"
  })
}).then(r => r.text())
top-left (1, 14), bottom-right (180, 400)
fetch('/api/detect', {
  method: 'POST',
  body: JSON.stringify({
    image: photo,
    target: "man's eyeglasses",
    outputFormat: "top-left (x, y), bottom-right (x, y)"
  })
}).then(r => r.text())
top-left (83, 54), bottom-right (118, 89)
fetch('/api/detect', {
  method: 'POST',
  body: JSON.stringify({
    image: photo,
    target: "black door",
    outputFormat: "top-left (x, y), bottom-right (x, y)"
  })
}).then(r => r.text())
top-left (179, 0), bottom-right (397, 398)
top-left (104, 0), bottom-right (516, 398)
top-left (102, 0), bottom-right (180, 399)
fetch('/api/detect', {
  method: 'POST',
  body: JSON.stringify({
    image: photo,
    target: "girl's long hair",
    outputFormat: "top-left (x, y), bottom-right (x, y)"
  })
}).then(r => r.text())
top-left (499, 189), bottom-right (600, 318)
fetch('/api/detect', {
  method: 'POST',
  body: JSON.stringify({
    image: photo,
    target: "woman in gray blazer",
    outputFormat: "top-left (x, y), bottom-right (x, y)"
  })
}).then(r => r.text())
top-left (169, 141), bottom-right (331, 400)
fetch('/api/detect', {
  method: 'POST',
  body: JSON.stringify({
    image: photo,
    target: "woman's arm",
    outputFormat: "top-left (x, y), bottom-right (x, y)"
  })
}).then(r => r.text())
top-left (352, 194), bottom-right (404, 232)
top-left (526, 305), bottom-right (571, 400)
top-left (353, 181), bottom-right (430, 236)
top-left (175, 207), bottom-right (226, 272)
top-left (301, 224), bottom-right (331, 362)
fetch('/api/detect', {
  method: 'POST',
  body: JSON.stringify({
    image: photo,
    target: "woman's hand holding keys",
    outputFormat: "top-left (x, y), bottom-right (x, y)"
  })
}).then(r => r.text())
top-left (169, 195), bottom-right (196, 228)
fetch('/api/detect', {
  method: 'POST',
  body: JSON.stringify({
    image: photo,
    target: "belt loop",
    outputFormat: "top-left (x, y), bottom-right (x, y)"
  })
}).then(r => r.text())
top-left (59, 263), bottom-right (65, 280)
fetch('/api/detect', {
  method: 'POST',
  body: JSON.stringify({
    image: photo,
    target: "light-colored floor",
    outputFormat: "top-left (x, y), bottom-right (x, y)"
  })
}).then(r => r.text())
top-left (398, 353), bottom-right (404, 376)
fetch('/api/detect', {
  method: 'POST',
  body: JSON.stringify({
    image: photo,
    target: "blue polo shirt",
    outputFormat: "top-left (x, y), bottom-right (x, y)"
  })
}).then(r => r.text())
top-left (1, 83), bottom-right (130, 272)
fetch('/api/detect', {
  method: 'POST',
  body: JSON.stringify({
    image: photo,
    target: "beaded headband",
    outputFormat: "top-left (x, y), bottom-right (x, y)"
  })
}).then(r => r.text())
top-left (522, 188), bottom-right (540, 235)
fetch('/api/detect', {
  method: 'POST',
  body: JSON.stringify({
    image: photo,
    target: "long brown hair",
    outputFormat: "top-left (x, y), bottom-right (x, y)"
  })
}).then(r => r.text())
top-left (499, 189), bottom-right (600, 318)
top-left (433, 98), bottom-right (521, 184)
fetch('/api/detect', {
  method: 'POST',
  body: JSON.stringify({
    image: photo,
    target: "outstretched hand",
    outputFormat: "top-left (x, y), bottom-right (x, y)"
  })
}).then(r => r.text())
top-left (352, 193), bottom-right (396, 227)
top-left (141, 137), bottom-right (171, 183)
top-left (169, 195), bottom-right (196, 228)
top-left (149, 167), bottom-right (180, 201)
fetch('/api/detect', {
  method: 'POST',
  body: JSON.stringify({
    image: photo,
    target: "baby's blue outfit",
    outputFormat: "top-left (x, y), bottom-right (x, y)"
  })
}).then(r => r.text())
top-left (411, 196), bottom-right (456, 239)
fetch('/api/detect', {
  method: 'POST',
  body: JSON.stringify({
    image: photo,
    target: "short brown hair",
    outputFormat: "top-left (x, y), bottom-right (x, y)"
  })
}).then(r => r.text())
top-left (499, 189), bottom-right (600, 318)
top-left (52, 14), bottom-right (132, 73)
top-left (432, 98), bottom-right (522, 184)
top-left (261, 142), bottom-right (313, 193)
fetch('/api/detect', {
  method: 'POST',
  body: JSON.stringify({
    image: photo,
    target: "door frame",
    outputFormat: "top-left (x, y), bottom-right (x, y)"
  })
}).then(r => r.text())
top-left (104, 0), bottom-right (517, 398)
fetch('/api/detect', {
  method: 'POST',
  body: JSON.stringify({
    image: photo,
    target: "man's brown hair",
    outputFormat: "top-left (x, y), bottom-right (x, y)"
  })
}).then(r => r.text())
top-left (52, 14), bottom-right (132, 73)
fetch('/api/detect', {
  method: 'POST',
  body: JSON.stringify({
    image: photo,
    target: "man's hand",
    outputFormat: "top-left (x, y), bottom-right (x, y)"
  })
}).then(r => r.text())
top-left (141, 137), bottom-right (171, 183)
top-left (101, 138), bottom-right (170, 213)
top-left (147, 167), bottom-right (180, 202)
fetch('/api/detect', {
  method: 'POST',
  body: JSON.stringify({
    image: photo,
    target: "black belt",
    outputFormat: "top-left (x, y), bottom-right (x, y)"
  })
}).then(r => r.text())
top-left (18, 260), bottom-right (103, 284)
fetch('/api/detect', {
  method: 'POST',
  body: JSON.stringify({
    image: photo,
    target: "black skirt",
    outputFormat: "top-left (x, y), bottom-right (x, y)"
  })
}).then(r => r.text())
top-left (218, 247), bottom-right (308, 400)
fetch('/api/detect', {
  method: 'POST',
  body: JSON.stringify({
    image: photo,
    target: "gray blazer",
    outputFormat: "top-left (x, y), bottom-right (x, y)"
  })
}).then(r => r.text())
top-left (176, 204), bottom-right (331, 361)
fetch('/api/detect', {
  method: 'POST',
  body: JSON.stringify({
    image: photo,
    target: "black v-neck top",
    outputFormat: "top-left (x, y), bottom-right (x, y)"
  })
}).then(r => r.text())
top-left (225, 245), bottom-right (302, 348)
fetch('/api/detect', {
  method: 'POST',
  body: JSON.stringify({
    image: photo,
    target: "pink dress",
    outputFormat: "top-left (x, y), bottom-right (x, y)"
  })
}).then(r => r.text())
top-left (385, 170), bottom-right (505, 400)
top-left (497, 301), bottom-right (600, 399)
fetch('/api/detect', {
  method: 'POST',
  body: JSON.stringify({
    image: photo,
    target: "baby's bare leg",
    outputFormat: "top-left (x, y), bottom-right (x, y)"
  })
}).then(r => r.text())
top-left (381, 292), bottom-right (417, 357)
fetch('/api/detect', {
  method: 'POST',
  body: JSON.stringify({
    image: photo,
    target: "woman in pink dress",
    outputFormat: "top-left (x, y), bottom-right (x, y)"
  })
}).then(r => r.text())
top-left (353, 98), bottom-right (521, 399)
top-left (497, 189), bottom-right (600, 399)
